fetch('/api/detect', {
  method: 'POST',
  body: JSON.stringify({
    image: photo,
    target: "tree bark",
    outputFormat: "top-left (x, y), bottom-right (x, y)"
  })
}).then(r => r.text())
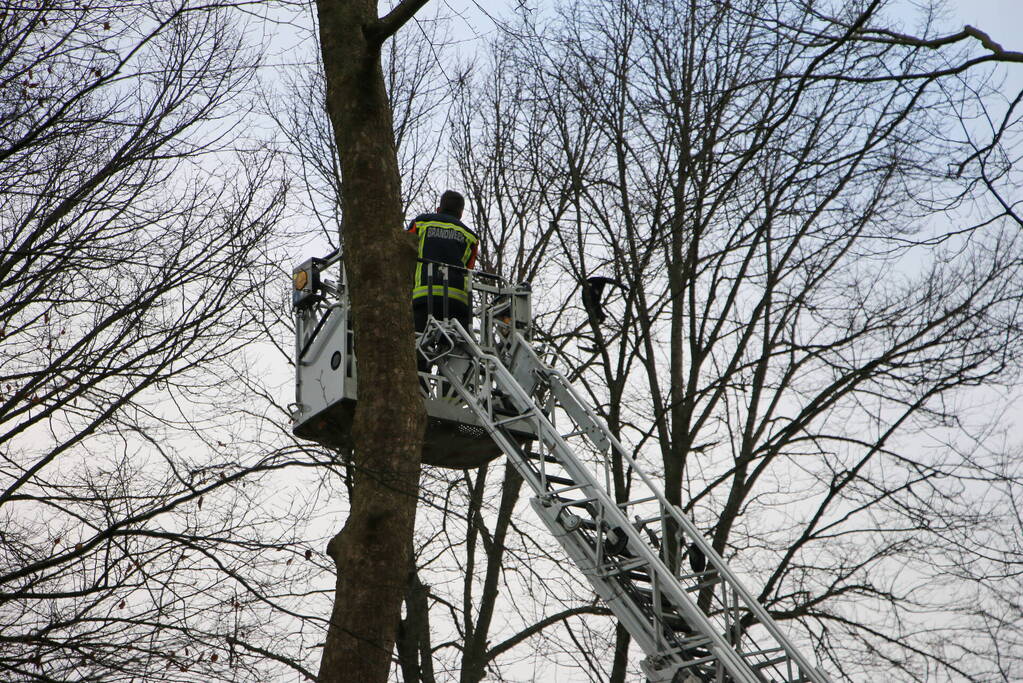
top-left (314, 1), bottom-right (429, 681)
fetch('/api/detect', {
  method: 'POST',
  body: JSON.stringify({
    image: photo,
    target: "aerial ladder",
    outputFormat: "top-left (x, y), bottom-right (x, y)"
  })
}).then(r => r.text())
top-left (291, 253), bottom-right (832, 683)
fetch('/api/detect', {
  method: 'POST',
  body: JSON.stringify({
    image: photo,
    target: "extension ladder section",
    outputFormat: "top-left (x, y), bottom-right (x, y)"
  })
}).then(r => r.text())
top-left (419, 317), bottom-right (830, 683)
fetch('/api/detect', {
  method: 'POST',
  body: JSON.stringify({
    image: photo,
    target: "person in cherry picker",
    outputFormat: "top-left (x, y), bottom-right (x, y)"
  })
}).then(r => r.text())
top-left (408, 190), bottom-right (479, 332)
top-left (407, 190), bottom-right (480, 385)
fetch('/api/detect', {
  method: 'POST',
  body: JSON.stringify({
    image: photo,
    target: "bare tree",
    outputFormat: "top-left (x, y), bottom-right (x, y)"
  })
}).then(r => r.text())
top-left (434, 0), bottom-right (1023, 680)
top-left (0, 2), bottom-right (314, 680)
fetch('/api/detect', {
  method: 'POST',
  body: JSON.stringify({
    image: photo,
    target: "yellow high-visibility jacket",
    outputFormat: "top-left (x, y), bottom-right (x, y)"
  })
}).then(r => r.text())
top-left (407, 212), bottom-right (480, 305)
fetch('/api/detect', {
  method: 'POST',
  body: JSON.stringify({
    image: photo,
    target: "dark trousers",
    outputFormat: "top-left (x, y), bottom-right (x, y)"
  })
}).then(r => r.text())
top-left (412, 296), bottom-right (471, 335)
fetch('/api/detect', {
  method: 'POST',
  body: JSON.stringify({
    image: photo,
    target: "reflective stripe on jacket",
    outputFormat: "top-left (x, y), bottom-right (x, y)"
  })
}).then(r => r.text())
top-left (407, 213), bottom-right (479, 303)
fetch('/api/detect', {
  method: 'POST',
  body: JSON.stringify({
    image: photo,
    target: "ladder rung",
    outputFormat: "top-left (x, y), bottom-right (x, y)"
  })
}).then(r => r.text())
top-left (752, 654), bottom-right (791, 669)
top-left (605, 558), bottom-right (654, 582)
top-left (618, 495), bottom-right (658, 508)
top-left (622, 568), bottom-right (651, 582)
top-left (683, 574), bottom-right (723, 592)
top-left (493, 413), bottom-right (530, 427)
top-left (554, 496), bottom-right (596, 509)
top-left (634, 514), bottom-right (664, 526)
top-left (595, 556), bottom-right (648, 578)
top-left (673, 633), bottom-right (711, 649)
top-left (679, 568), bottom-right (720, 584)
top-left (742, 646), bottom-right (785, 659)
top-left (544, 474), bottom-right (576, 487)
top-left (524, 450), bottom-right (561, 465)
top-left (684, 580), bottom-right (721, 593)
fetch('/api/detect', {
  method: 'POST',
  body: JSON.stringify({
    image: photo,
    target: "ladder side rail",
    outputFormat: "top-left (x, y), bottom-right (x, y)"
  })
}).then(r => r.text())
top-left (505, 330), bottom-right (830, 683)
top-left (427, 323), bottom-right (615, 527)
top-left (432, 368), bottom-right (756, 683)
top-left (527, 481), bottom-right (667, 657)
top-left (424, 334), bottom-right (645, 620)
top-left (430, 320), bottom-right (768, 683)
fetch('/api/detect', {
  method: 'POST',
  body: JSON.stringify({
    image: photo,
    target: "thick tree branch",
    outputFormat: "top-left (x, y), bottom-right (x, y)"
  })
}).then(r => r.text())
top-left (367, 0), bottom-right (432, 47)
top-left (860, 24), bottom-right (1023, 62)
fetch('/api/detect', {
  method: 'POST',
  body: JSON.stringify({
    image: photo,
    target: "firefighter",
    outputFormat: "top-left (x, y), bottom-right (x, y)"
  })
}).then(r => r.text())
top-left (407, 190), bottom-right (479, 334)
top-left (407, 190), bottom-right (479, 394)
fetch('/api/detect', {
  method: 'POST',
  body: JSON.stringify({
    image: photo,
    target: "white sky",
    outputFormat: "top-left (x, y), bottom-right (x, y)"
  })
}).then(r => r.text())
top-left (954, 0), bottom-right (1022, 46)
top-left (430, 0), bottom-right (1023, 49)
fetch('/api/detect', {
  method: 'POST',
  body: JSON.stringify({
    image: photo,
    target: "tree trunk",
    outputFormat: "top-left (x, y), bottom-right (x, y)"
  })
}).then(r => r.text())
top-left (314, 1), bottom-right (428, 681)
top-left (609, 622), bottom-right (631, 683)
top-left (459, 462), bottom-right (523, 683)
top-left (397, 565), bottom-right (435, 683)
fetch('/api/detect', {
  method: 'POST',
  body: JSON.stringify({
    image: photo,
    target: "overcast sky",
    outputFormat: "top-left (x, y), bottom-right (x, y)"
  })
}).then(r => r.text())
top-left (431, 0), bottom-right (1023, 50)
top-left (954, 0), bottom-right (1021, 46)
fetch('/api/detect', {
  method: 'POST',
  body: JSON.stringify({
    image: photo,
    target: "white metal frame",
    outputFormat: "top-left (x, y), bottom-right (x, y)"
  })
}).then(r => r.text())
top-left (421, 317), bottom-right (831, 683)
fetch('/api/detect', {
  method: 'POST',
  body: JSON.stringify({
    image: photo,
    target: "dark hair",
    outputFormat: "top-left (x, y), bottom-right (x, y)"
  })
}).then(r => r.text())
top-left (438, 190), bottom-right (465, 218)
